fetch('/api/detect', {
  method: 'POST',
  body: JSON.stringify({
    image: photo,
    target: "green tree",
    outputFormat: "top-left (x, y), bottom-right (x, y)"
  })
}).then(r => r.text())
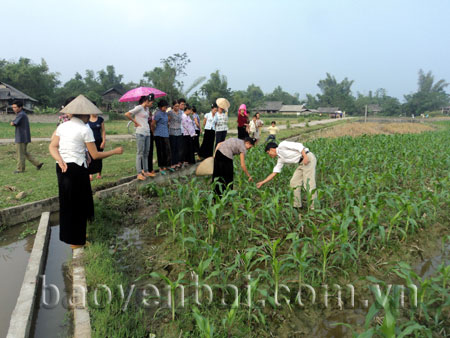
top-left (403, 69), bottom-right (449, 114)
top-left (314, 73), bottom-right (355, 112)
top-left (0, 57), bottom-right (60, 107)
top-left (264, 86), bottom-right (301, 105)
top-left (142, 53), bottom-right (192, 104)
top-left (246, 84), bottom-right (265, 106)
top-left (97, 65), bottom-right (125, 92)
top-left (200, 70), bottom-right (232, 104)
top-left (354, 89), bottom-right (401, 116)
top-left (305, 93), bottom-right (319, 109)
top-left (54, 72), bottom-right (87, 107)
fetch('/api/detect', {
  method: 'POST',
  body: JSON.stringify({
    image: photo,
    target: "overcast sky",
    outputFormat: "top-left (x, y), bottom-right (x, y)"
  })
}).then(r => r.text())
top-left (2, 0), bottom-right (449, 100)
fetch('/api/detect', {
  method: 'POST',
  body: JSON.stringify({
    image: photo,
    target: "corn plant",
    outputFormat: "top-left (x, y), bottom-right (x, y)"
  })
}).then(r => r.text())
top-left (192, 307), bottom-right (215, 338)
top-left (149, 271), bottom-right (186, 321)
top-left (320, 233), bottom-right (336, 283)
top-left (353, 275), bottom-right (432, 338)
top-left (165, 207), bottom-right (191, 241)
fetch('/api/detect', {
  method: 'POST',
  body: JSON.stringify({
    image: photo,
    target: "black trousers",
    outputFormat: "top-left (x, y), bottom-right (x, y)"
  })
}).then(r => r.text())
top-left (154, 136), bottom-right (171, 168)
top-left (182, 136), bottom-right (196, 164)
top-left (88, 139), bottom-right (103, 174)
top-left (215, 130), bottom-right (227, 144)
top-left (147, 132), bottom-right (154, 172)
top-left (169, 135), bottom-right (183, 165)
top-left (57, 163), bottom-right (94, 245)
top-left (199, 129), bottom-right (215, 158)
top-left (193, 133), bottom-right (200, 154)
top-left (237, 126), bottom-right (248, 140)
top-left (212, 150), bottom-right (234, 198)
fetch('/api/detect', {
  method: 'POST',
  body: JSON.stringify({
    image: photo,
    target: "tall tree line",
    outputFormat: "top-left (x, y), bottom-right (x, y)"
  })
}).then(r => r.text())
top-left (0, 56), bottom-right (448, 115)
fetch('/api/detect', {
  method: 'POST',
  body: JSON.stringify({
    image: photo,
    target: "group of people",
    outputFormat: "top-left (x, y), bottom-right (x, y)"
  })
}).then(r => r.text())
top-left (11, 94), bottom-right (316, 252)
top-left (125, 95), bottom-right (203, 180)
top-left (211, 135), bottom-right (317, 213)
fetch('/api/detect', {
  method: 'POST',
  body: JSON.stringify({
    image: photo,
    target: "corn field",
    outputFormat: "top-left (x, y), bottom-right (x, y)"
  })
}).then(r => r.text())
top-left (91, 125), bottom-right (450, 337)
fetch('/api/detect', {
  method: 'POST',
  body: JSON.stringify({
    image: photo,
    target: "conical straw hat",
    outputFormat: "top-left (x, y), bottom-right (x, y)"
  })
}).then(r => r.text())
top-left (216, 98), bottom-right (230, 111)
top-left (60, 94), bottom-right (103, 115)
top-left (195, 157), bottom-right (214, 176)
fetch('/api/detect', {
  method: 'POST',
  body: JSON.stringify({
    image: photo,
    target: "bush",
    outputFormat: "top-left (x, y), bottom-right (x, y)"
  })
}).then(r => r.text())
top-left (105, 111), bottom-right (127, 121)
top-left (34, 106), bottom-right (59, 114)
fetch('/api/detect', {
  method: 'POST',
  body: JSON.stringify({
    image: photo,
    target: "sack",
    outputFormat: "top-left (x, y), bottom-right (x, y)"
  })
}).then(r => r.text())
top-left (195, 157), bottom-right (214, 176)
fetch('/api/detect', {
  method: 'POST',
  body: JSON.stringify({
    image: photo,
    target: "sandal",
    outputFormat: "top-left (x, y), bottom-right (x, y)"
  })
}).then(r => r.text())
top-left (70, 244), bottom-right (84, 249)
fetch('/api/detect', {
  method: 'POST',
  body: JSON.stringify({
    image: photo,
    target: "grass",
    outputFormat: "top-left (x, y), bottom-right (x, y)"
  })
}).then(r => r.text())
top-left (0, 121), bottom-right (131, 139)
top-left (0, 139), bottom-right (137, 209)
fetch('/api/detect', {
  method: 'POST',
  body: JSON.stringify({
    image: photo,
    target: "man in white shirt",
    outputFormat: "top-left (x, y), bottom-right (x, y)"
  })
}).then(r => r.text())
top-left (256, 141), bottom-right (317, 209)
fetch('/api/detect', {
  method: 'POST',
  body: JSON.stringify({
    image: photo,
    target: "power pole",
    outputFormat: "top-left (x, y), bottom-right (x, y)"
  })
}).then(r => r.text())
top-left (365, 105), bottom-right (368, 123)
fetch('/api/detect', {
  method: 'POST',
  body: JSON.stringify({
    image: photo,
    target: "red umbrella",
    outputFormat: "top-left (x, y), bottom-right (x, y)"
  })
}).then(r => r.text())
top-left (119, 87), bottom-right (166, 102)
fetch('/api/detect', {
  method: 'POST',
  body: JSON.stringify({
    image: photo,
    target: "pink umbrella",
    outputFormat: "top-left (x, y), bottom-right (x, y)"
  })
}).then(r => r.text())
top-left (119, 87), bottom-right (166, 102)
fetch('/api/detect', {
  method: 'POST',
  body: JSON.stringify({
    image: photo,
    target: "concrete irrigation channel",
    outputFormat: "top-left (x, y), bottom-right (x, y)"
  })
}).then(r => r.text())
top-left (0, 164), bottom-right (198, 337)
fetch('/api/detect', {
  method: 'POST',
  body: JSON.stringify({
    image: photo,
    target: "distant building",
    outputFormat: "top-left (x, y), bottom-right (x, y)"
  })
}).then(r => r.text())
top-left (101, 87), bottom-right (124, 111)
top-left (278, 104), bottom-right (316, 115)
top-left (317, 107), bottom-right (342, 118)
top-left (442, 106), bottom-right (450, 115)
top-left (0, 82), bottom-right (38, 114)
top-left (368, 104), bottom-right (382, 114)
top-left (255, 101), bottom-right (283, 114)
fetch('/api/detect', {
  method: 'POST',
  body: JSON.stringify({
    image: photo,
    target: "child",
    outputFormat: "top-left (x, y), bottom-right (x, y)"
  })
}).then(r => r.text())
top-left (249, 115), bottom-right (257, 138)
top-left (265, 121), bottom-right (280, 142)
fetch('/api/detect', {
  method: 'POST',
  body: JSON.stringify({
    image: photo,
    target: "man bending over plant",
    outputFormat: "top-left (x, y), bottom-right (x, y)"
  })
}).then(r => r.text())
top-left (256, 141), bottom-right (317, 210)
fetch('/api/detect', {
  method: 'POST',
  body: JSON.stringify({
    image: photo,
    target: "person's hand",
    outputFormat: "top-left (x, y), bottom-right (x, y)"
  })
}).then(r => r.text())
top-left (100, 141), bottom-right (105, 149)
top-left (248, 176), bottom-right (253, 182)
top-left (303, 156), bottom-right (309, 165)
top-left (114, 147), bottom-right (123, 155)
top-left (134, 122), bottom-right (141, 128)
top-left (256, 181), bottom-right (263, 188)
top-left (10, 122), bottom-right (14, 126)
top-left (58, 160), bottom-right (68, 173)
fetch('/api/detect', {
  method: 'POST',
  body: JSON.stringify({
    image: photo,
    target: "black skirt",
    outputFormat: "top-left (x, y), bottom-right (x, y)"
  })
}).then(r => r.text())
top-left (199, 129), bottom-right (215, 158)
top-left (182, 136), bottom-right (196, 164)
top-left (237, 126), bottom-right (249, 140)
top-left (88, 139), bottom-right (103, 174)
top-left (212, 150), bottom-right (234, 197)
top-left (57, 163), bottom-right (94, 245)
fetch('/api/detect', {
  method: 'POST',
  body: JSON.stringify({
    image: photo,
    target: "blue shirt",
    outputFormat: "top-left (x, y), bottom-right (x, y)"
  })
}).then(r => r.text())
top-left (153, 110), bottom-right (169, 137)
top-left (87, 116), bottom-right (104, 142)
top-left (13, 110), bottom-right (31, 143)
top-left (192, 113), bottom-right (200, 131)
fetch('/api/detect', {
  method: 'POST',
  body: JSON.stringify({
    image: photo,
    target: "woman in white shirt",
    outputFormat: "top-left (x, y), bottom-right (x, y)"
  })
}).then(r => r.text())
top-left (215, 107), bottom-right (229, 144)
top-left (198, 102), bottom-right (218, 158)
top-left (49, 95), bottom-right (123, 249)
